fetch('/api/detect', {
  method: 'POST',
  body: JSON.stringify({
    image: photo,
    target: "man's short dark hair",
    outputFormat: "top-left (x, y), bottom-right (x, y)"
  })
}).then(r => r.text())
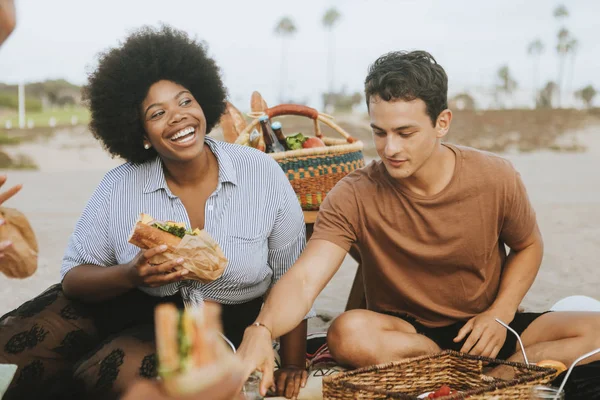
top-left (84, 25), bottom-right (227, 164)
top-left (364, 50), bottom-right (448, 126)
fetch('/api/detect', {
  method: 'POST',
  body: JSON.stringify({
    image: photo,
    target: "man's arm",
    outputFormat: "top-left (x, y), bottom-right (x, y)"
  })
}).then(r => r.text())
top-left (488, 224), bottom-right (543, 319)
top-left (237, 239), bottom-right (347, 395)
top-left (258, 239), bottom-right (347, 338)
top-left (456, 225), bottom-right (544, 357)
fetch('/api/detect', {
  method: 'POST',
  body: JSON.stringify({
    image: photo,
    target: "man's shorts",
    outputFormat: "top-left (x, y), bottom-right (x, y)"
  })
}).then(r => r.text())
top-left (380, 310), bottom-right (551, 360)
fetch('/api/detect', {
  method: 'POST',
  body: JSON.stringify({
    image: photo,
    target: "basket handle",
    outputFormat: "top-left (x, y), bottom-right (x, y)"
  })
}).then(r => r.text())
top-left (256, 104), bottom-right (357, 143)
top-left (266, 104), bottom-right (320, 120)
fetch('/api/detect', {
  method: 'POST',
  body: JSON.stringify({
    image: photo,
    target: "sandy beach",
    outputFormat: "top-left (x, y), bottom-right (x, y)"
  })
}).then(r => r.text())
top-left (1, 123), bottom-right (599, 334)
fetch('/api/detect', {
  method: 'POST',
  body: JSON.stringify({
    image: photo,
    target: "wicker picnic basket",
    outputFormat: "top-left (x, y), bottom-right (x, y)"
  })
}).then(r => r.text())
top-left (322, 350), bottom-right (556, 399)
top-left (238, 104), bottom-right (365, 211)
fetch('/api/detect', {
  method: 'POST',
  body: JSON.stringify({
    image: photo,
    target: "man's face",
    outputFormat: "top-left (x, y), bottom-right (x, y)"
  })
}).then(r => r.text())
top-left (369, 96), bottom-right (446, 181)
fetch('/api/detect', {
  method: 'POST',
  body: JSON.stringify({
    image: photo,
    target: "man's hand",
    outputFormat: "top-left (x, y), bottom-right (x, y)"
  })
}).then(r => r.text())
top-left (237, 325), bottom-right (276, 397)
top-left (454, 309), bottom-right (514, 359)
top-left (274, 365), bottom-right (308, 399)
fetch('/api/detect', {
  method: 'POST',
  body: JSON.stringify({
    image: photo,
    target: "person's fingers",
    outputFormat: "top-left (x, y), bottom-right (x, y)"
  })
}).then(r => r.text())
top-left (0, 240), bottom-right (12, 250)
top-left (285, 374), bottom-right (296, 398)
top-left (469, 329), bottom-right (491, 356)
top-left (259, 357), bottom-right (275, 397)
top-left (292, 372), bottom-right (303, 399)
top-left (153, 258), bottom-right (185, 274)
top-left (488, 344), bottom-right (502, 360)
top-left (275, 371), bottom-right (286, 396)
top-left (141, 245), bottom-right (168, 262)
top-left (145, 269), bottom-right (188, 286)
top-left (0, 184), bottom-right (22, 204)
top-left (301, 370), bottom-right (308, 388)
top-left (460, 324), bottom-right (484, 354)
top-left (454, 318), bottom-right (474, 343)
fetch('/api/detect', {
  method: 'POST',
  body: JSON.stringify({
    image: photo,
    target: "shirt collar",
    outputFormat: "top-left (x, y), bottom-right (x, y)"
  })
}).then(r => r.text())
top-left (142, 136), bottom-right (238, 195)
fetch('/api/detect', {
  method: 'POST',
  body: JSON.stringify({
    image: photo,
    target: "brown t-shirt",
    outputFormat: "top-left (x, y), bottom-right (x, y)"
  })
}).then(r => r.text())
top-left (312, 144), bottom-right (537, 327)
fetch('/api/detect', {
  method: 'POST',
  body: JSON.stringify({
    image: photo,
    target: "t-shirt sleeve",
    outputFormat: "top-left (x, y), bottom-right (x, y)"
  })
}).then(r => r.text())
top-left (310, 178), bottom-right (360, 251)
top-left (500, 166), bottom-right (537, 248)
top-left (61, 172), bottom-right (118, 280)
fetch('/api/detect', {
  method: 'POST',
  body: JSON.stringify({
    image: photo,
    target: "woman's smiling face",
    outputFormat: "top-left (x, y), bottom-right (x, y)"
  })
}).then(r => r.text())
top-left (141, 80), bottom-right (208, 163)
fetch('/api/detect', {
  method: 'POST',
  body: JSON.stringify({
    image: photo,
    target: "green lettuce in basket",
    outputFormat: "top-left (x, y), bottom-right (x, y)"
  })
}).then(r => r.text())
top-left (286, 133), bottom-right (306, 150)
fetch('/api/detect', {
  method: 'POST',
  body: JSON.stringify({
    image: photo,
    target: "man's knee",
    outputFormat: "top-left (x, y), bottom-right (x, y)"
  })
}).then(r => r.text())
top-left (327, 310), bottom-right (372, 361)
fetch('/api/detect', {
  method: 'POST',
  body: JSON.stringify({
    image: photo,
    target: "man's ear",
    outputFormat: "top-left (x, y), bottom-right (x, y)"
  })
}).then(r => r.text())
top-left (435, 109), bottom-right (453, 139)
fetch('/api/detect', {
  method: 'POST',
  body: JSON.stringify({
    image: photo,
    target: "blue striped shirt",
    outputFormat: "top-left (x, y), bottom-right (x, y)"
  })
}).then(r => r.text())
top-left (61, 136), bottom-right (313, 316)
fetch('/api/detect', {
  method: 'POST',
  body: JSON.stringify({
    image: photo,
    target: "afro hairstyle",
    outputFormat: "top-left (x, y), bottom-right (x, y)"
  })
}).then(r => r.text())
top-left (84, 25), bottom-right (228, 164)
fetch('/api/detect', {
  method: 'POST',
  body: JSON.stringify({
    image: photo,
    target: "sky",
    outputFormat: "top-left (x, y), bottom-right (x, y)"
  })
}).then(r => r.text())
top-left (0, 0), bottom-right (598, 110)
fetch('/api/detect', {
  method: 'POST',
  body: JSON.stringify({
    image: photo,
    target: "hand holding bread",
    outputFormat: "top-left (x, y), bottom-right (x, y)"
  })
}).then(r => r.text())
top-left (128, 213), bottom-right (227, 283)
top-left (0, 175), bottom-right (38, 279)
top-left (154, 302), bottom-right (243, 398)
top-left (125, 245), bottom-right (189, 288)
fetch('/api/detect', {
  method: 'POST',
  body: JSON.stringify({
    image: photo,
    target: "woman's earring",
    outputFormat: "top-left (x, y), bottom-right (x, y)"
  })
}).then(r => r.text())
top-left (144, 143), bottom-right (151, 150)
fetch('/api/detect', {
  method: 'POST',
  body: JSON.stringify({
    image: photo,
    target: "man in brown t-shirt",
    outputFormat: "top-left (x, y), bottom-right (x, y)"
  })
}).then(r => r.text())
top-left (238, 51), bottom-right (600, 395)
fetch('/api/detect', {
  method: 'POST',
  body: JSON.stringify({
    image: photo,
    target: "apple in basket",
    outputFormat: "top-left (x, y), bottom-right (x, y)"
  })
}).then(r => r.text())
top-left (302, 137), bottom-right (326, 149)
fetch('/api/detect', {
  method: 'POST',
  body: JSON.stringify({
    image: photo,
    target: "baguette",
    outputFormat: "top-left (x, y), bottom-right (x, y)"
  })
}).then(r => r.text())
top-left (220, 102), bottom-right (247, 144)
top-left (127, 213), bottom-right (227, 282)
top-left (155, 303), bottom-right (181, 377)
top-left (250, 91), bottom-right (268, 112)
top-left (0, 207), bottom-right (38, 278)
top-left (155, 303), bottom-right (234, 396)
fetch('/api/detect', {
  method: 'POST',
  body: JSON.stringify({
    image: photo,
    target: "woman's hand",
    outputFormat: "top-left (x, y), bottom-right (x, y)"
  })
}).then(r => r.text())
top-left (273, 365), bottom-right (308, 399)
top-left (126, 245), bottom-right (189, 288)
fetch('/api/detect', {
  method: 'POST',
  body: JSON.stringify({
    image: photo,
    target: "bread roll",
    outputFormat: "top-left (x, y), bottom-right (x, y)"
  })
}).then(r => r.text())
top-left (537, 360), bottom-right (567, 375)
top-left (219, 102), bottom-right (247, 143)
top-left (251, 91), bottom-right (268, 112)
top-left (0, 207), bottom-right (38, 278)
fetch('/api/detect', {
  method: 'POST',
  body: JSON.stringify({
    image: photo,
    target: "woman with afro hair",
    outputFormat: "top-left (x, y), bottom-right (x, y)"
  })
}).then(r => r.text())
top-left (0, 25), bottom-right (310, 400)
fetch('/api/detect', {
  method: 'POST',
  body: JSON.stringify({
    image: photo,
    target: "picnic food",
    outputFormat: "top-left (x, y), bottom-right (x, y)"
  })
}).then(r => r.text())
top-left (302, 136), bottom-right (326, 149)
top-left (250, 90), bottom-right (268, 113)
top-left (128, 213), bottom-right (227, 282)
top-left (219, 101), bottom-right (247, 144)
top-left (155, 303), bottom-right (235, 396)
top-left (427, 384), bottom-right (457, 398)
top-left (537, 360), bottom-right (568, 375)
top-left (285, 133), bottom-right (307, 150)
top-left (0, 207), bottom-right (38, 278)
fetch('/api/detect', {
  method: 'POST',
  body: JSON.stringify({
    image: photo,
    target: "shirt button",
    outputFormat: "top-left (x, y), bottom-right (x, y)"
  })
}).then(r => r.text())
top-left (207, 205), bottom-right (214, 211)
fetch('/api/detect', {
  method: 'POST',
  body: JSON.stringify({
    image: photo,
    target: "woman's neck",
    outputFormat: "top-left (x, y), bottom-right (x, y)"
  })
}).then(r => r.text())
top-left (162, 145), bottom-right (216, 188)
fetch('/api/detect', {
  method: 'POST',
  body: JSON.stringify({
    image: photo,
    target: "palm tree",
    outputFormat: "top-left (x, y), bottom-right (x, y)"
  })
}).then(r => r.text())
top-left (553, 4), bottom-right (568, 19)
top-left (553, 5), bottom-right (569, 107)
top-left (556, 28), bottom-right (572, 107)
top-left (322, 7), bottom-right (342, 111)
top-left (495, 65), bottom-right (518, 108)
top-left (274, 16), bottom-right (297, 103)
top-left (565, 38), bottom-right (578, 105)
top-left (575, 85), bottom-right (597, 108)
top-left (526, 39), bottom-right (544, 104)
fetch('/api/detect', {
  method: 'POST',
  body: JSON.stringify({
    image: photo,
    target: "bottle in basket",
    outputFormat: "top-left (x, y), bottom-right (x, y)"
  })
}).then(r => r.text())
top-left (258, 115), bottom-right (285, 153)
top-left (270, 121), bottom-right (289, 150)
